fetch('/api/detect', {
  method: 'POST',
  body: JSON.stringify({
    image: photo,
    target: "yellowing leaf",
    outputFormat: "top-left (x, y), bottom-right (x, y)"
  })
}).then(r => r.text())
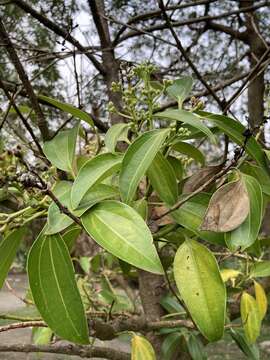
top-left (131, 335), bottom-right (156, 360)
top-left (254, 281), bottom-right (267, 320)
top-left (241, 292), bottom-right (261, 344)
top-left (173, 239), bottom-right (226, 341)
top-left (220, 269), bottom-right (241, 283)
top-left (200, 178), bottom-right (249, 232)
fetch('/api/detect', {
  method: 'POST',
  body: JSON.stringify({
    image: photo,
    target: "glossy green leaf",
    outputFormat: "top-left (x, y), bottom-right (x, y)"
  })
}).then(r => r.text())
top-left (241, 161), bottom-right (270, 196)
top-left (43, 122), bottom-right (79, 174)
top-left (155, 109), bottom-right (215, 143)
top-left (132, 198), bottom-right (148, 220)
top-left (120, 129), bottom-right (170, 204)
top-left (225, 174), bottom-right (263, 251)
top-left (250, 261), bottom-right (270, 278)
top-left (172, 193), bottom-right (225, 246)
top-left (147, 152), bottom-right (178, 206)
top-left (105, 123), bottom-right (130, 152)
top-left (62, 226), bottom-right (81, 252)
top-left (0, 227), bottom-right (26, 289)
top-left (241, 292), bottom-right (261, 344)
top-left (27, 233), bottom-right (89, 344)
top-left (230, 329), bottom-right (260, 360)
top-left (171, 141), bottom-right (205, 165)
top-left (71, 153), bottom-right (122, 209)
top-left (197, 110), bottom-right (270, 175)
top-left (167, 76), bottom-right (193, 107)
top-left (174, 239), bottom-right (226, 341)
top-left (160, 295), bottom-right (184, 314)
top-left (186, 333), bottom-right (207, 360)
top-left (81, 200), bottom-right (164, 274)
top-left (131, 334), bottom-right (156, 360)
top-left (161, 332), bottom-right (182, 360)
top-left (39, 95), bottom-right (94, 127)
top-left (46, 181), bottom-right (73, 235)
top-left (73, 184), bottom-right (119, 216)
top-left (167, 156), bottom-right (183, 180)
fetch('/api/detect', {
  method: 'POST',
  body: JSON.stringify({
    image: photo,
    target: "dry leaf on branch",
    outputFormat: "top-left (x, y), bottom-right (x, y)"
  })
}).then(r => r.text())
top-left (183, 164), bottom-right (223, 193)
top-left (200, 178), bottom-right (249, 232)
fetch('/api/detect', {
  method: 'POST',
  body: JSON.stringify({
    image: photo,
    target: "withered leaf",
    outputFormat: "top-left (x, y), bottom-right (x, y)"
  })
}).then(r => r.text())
top-left (200, 178), bottom-right (250, 232)
top-left (183, 164), bottom-right (223, 194)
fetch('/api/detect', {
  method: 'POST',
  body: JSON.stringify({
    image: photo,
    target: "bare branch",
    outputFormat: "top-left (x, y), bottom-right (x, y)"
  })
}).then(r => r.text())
top-left (11, 0), bottom-right (105, 75)
top-left (116, 1), bottom-right (270, 44)
top-left (0, 18), bottom-right (50, 140)
top-left (157, 0), bottom-right (225, 110)
top-left (0, 344), bottom-right (130, 360)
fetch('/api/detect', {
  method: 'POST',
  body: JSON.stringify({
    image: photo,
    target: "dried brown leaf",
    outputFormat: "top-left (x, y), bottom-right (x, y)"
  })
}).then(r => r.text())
top-left (183, 164), bottom-right (223, 194)
top-left (200, 178), bottom-right (249, 232)
top-left (152, 205), bottom-right (174, 226)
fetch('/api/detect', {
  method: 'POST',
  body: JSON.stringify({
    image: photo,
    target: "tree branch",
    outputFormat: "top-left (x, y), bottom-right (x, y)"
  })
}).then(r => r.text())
top-left (0, 344), bottom-right (130, 360)
top-left (10, 0), bottom-right (105, 75)
top-left (0, 77), bottom-right (47, 159)
top-left (116, 1), bottom-right (270, 44)
top-left (157, 0), bottom-right (225, 110)
top-left (0, 18), bottom-right (50, 140)
top-left (0, 80), bottom-right (109, 132)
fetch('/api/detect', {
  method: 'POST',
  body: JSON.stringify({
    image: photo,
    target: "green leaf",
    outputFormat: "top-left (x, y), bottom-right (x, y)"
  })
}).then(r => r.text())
top-left (160, 295), bottom-right (184, 314)
top-left (186, 333), bottom-right (207, 360)
top-left (173, 239), bottom-right (226, 341)
top-left (39, 95), bottom-right (94, 127)
top-left (167, 76), bottom-right (193, 107)
top-left (0, 227), bottom-right (26, 289)
top-left (43, 122), bottom-right (79, 174)
top-left (225, 174), bottom-right (263, 251)
top-left (131, 334), bottom-right (156, 360)
top-left (241, 292), bottom-right (261, 344)
top-left (81, 200), bottom-right (164, 274)
top-left (46, 181), bottom-right (73, 235)
top-left (250, 261), bottom-right (270, 278)
top-left (172, 193), bottom-right (225, 246)
top-left (155, 109), bottom-right (216, 143)
top-left (73, 184), bottom-right (119, 216)
top-left (196, 110), bottom-right (270, 175)
top-left (147, 152), bottom-right (178, 206)
top-left (62, 226), bottom-right (81, 252)
top-left (240, 161), bottom-right (270, 196)
top-left (230, 329), bottom-right (260, 360)
top-left (161, 332), bottom-right (182, 360)
top-left (167, 156), bottom-right (183, 180)
top-left (120, 129), bottom-right (170, 204)
top-left (132, 198), bottom-right (148, 220)
top-left (46, 181), bottom-right (119, 235)
top-left (27, 233), bottom-right (89, 344)
top-left (171, 141), bottom-right (205, 165)
top-left (105, 123), bottom-right (130, 152)
top-left (71, 153), bottom-right (122, 209)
